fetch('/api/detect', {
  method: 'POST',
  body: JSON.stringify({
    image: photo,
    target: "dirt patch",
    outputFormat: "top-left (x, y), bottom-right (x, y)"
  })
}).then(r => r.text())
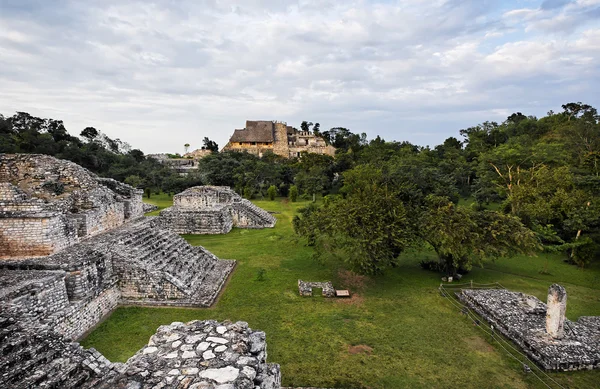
top-left (335, 293), bottom-right (365, 306)
top-left (337, 269), bottom-right (369, 291)
top-left (348, 344), bottom-right (373, 355)
top-left (464, 336), bottom-right (494, 353)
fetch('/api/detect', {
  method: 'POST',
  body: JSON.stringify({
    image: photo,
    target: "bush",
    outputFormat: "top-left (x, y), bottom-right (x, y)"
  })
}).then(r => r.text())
top-left (243, 186), bottom-right (254, 199)
top-left (267, 185), bottom-right (277, 201)
top-left (289, 185), bottom-right (298, 202)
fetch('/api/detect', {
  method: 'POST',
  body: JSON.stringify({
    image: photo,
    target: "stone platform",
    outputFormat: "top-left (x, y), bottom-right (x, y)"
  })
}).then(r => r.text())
top-left (160, 186), bottom-right (276, 234)
top-left (458, 288), bottom-right (600, 371)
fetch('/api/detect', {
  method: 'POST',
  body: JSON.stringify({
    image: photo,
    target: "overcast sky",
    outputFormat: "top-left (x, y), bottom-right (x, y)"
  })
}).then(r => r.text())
top-left (1, 0), bottom-right (599, 154)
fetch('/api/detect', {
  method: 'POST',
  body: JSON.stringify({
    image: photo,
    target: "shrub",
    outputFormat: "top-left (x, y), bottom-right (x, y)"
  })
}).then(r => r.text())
top-left (243, 186), bottom-right (254, 199)
top-left (267, 185), bottom-right (277, 201)
top-left (289, 185), bottom-right (298, 202)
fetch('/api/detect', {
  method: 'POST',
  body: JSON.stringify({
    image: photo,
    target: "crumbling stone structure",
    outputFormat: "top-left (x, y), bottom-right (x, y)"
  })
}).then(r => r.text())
top-left (222, 120), bottom-right (336, 158)
top-left (298, 280), bottom-right (335, 297)
top-left (0, 155), bottom-right (284, 388)
top-left (0, 154), bottom-right (143, 258)
top-left (120, 319), bottom-right (280, 388)
top-left (1, 155), bottom-right (234, 340)
top-left (458, 286), bottom-right (600, 371)
top-left (0, 307), bottom-right (281, 389)
top-left (160, 186), bottom-right (276, 234)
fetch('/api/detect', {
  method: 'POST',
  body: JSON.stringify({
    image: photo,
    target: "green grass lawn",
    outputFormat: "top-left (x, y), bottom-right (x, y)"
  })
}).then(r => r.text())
top-left (81, 196), bottom-right (600, 388)
top-left (142, 192), bottom-right (174, 216)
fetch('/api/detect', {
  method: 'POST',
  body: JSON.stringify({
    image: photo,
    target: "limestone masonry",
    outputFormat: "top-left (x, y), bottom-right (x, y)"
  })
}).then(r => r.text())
top-left (159, 186), bottom-right (276, 234)
top-left (0, 154), bottom-right (283, 388)
top-left (222, 120), bottom-right (336, 158)
top-left (458, 285), bottom-right (600, 371)
top-left (1, 154), bottom-right (143, 257)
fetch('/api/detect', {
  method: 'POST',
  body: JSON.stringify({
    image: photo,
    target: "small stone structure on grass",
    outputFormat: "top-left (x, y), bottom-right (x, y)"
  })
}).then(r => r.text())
top-left (159, 186), bottom-right (276, 234)
top-left (458, 284), bottom-right (600, 371)
top-left (298, 280), bottom-right (336, 297)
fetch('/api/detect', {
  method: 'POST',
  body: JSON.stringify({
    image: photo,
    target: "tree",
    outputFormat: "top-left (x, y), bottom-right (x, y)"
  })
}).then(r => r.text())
top-left (294, 186), bottom-right (412, 275)
top-left (267, 185), bottom-right (277, 200)
top-left (419, 196), bottom-right (539, 275)
top-left (289, 185), bottom-right (298, 202)
top-left (124, 175), bottom-right (143, 188)
top-left (81, 127), bottom-right (99, 141)
top-left (202, 137), bottom-right (219, 153)
top-left (300, 121), bottom-right (313, 133)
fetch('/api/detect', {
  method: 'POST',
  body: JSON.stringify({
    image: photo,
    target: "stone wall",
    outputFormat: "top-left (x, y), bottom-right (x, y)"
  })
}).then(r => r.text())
top-left (54, 287), bottom-right (121, 340)
top-left (0, 269), bottom-right (71, 322)
top-left (0, 154), bottom-right (144, 258)
top-left (0, 307), bottom-right (121, 389)
top-left (1, 309), bottom-right (282, 389)
top-left (0, 213), bottom-right (78, 258)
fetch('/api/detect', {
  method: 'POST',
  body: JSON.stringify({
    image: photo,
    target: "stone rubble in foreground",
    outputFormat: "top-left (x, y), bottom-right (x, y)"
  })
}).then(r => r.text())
top-left (120, 320), bottom-right (281, 389)
top-left (0, 311), bottom-right (282, 389)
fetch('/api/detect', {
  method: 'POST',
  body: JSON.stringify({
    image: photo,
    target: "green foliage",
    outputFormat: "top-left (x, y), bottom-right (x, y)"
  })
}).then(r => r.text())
top-left (243, 186), bottom-right (254, 199)
top-left (295, 167), bottom-right (413, 274)
top-left (267, 185), bottom-right (277, 200)
top-left (202, 137), bottom-right (219, 153)
top-left (289, 185), bottom-right (298, 202)
top-left (124, 175), bottom-right (143, 188)
top-left (420, 196), bottom-right (540, 275)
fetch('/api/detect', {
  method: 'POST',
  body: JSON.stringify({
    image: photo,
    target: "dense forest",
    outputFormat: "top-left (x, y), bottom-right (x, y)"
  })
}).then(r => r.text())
top-left (1, 103), bottom-right (599, 274)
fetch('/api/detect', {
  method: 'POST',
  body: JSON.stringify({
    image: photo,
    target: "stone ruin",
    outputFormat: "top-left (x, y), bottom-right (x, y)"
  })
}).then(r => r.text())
top-left (0, 305), bottom-right (281, 388)
top-left (0, 155), bottom-right (285, 388)
top-left (159, 186), bottom-right (276, 234)
top-left (0, 154), bottom-right (143, 258)
top-left (458, 284), bottom-right (600, 371)
top-left (298, 280), bottom-right (336, 297)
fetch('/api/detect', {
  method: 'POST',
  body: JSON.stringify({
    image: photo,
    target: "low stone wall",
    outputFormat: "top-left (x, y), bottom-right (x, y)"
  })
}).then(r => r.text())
top-left (298, 280), bottom-right (335, 297)
top-left (159, 207), bottom-right (233, 234)
top-left (0, 269), bottom-right (71, 322)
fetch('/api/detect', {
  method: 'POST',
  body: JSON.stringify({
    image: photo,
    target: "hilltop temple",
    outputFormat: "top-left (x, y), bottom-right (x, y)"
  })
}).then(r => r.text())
top-left (222, 120), bottom-right (335, 158)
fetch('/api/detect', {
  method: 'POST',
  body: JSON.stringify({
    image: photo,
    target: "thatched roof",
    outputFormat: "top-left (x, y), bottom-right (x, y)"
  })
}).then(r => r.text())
top-left (228, 121), bottom-right (274, 143)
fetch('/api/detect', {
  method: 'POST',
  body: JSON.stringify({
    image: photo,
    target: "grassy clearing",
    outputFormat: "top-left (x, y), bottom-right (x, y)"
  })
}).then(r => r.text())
top-left (82, 197), bottom-right (600, 388)
top-left (142, 192), bottom-right (174, 215)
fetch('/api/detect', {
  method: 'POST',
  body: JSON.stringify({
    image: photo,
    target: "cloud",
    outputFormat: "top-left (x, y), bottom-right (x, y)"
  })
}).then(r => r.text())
top-left (0, 0), bottom-right (598, 153)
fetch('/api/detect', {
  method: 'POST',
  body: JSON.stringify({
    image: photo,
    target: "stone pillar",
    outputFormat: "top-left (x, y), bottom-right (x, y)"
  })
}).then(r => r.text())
top-left (546, 284), bottom-right (567, 339)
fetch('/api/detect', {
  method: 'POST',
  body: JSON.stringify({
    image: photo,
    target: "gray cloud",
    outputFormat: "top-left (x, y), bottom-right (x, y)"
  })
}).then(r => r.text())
top-left (0, 0), bottom-right (599, 153)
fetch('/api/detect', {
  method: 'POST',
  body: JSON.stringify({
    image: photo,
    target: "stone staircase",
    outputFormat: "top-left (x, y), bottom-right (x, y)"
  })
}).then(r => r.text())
top-left (109, 218), bottom-right (235, 306)
top-left (0, 314), bottom-right (116, 389)
top-left (233, 199), bottom-right (277, 228)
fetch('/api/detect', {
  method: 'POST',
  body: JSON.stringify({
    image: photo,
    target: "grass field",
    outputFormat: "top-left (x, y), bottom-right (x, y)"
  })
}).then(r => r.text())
top-left (81, 194), bottom-right (600, 388)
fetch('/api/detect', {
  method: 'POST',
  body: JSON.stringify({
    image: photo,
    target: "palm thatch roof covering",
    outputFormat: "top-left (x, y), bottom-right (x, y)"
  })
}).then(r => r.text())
top-left (228, 121), bottom-right (274, 143)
